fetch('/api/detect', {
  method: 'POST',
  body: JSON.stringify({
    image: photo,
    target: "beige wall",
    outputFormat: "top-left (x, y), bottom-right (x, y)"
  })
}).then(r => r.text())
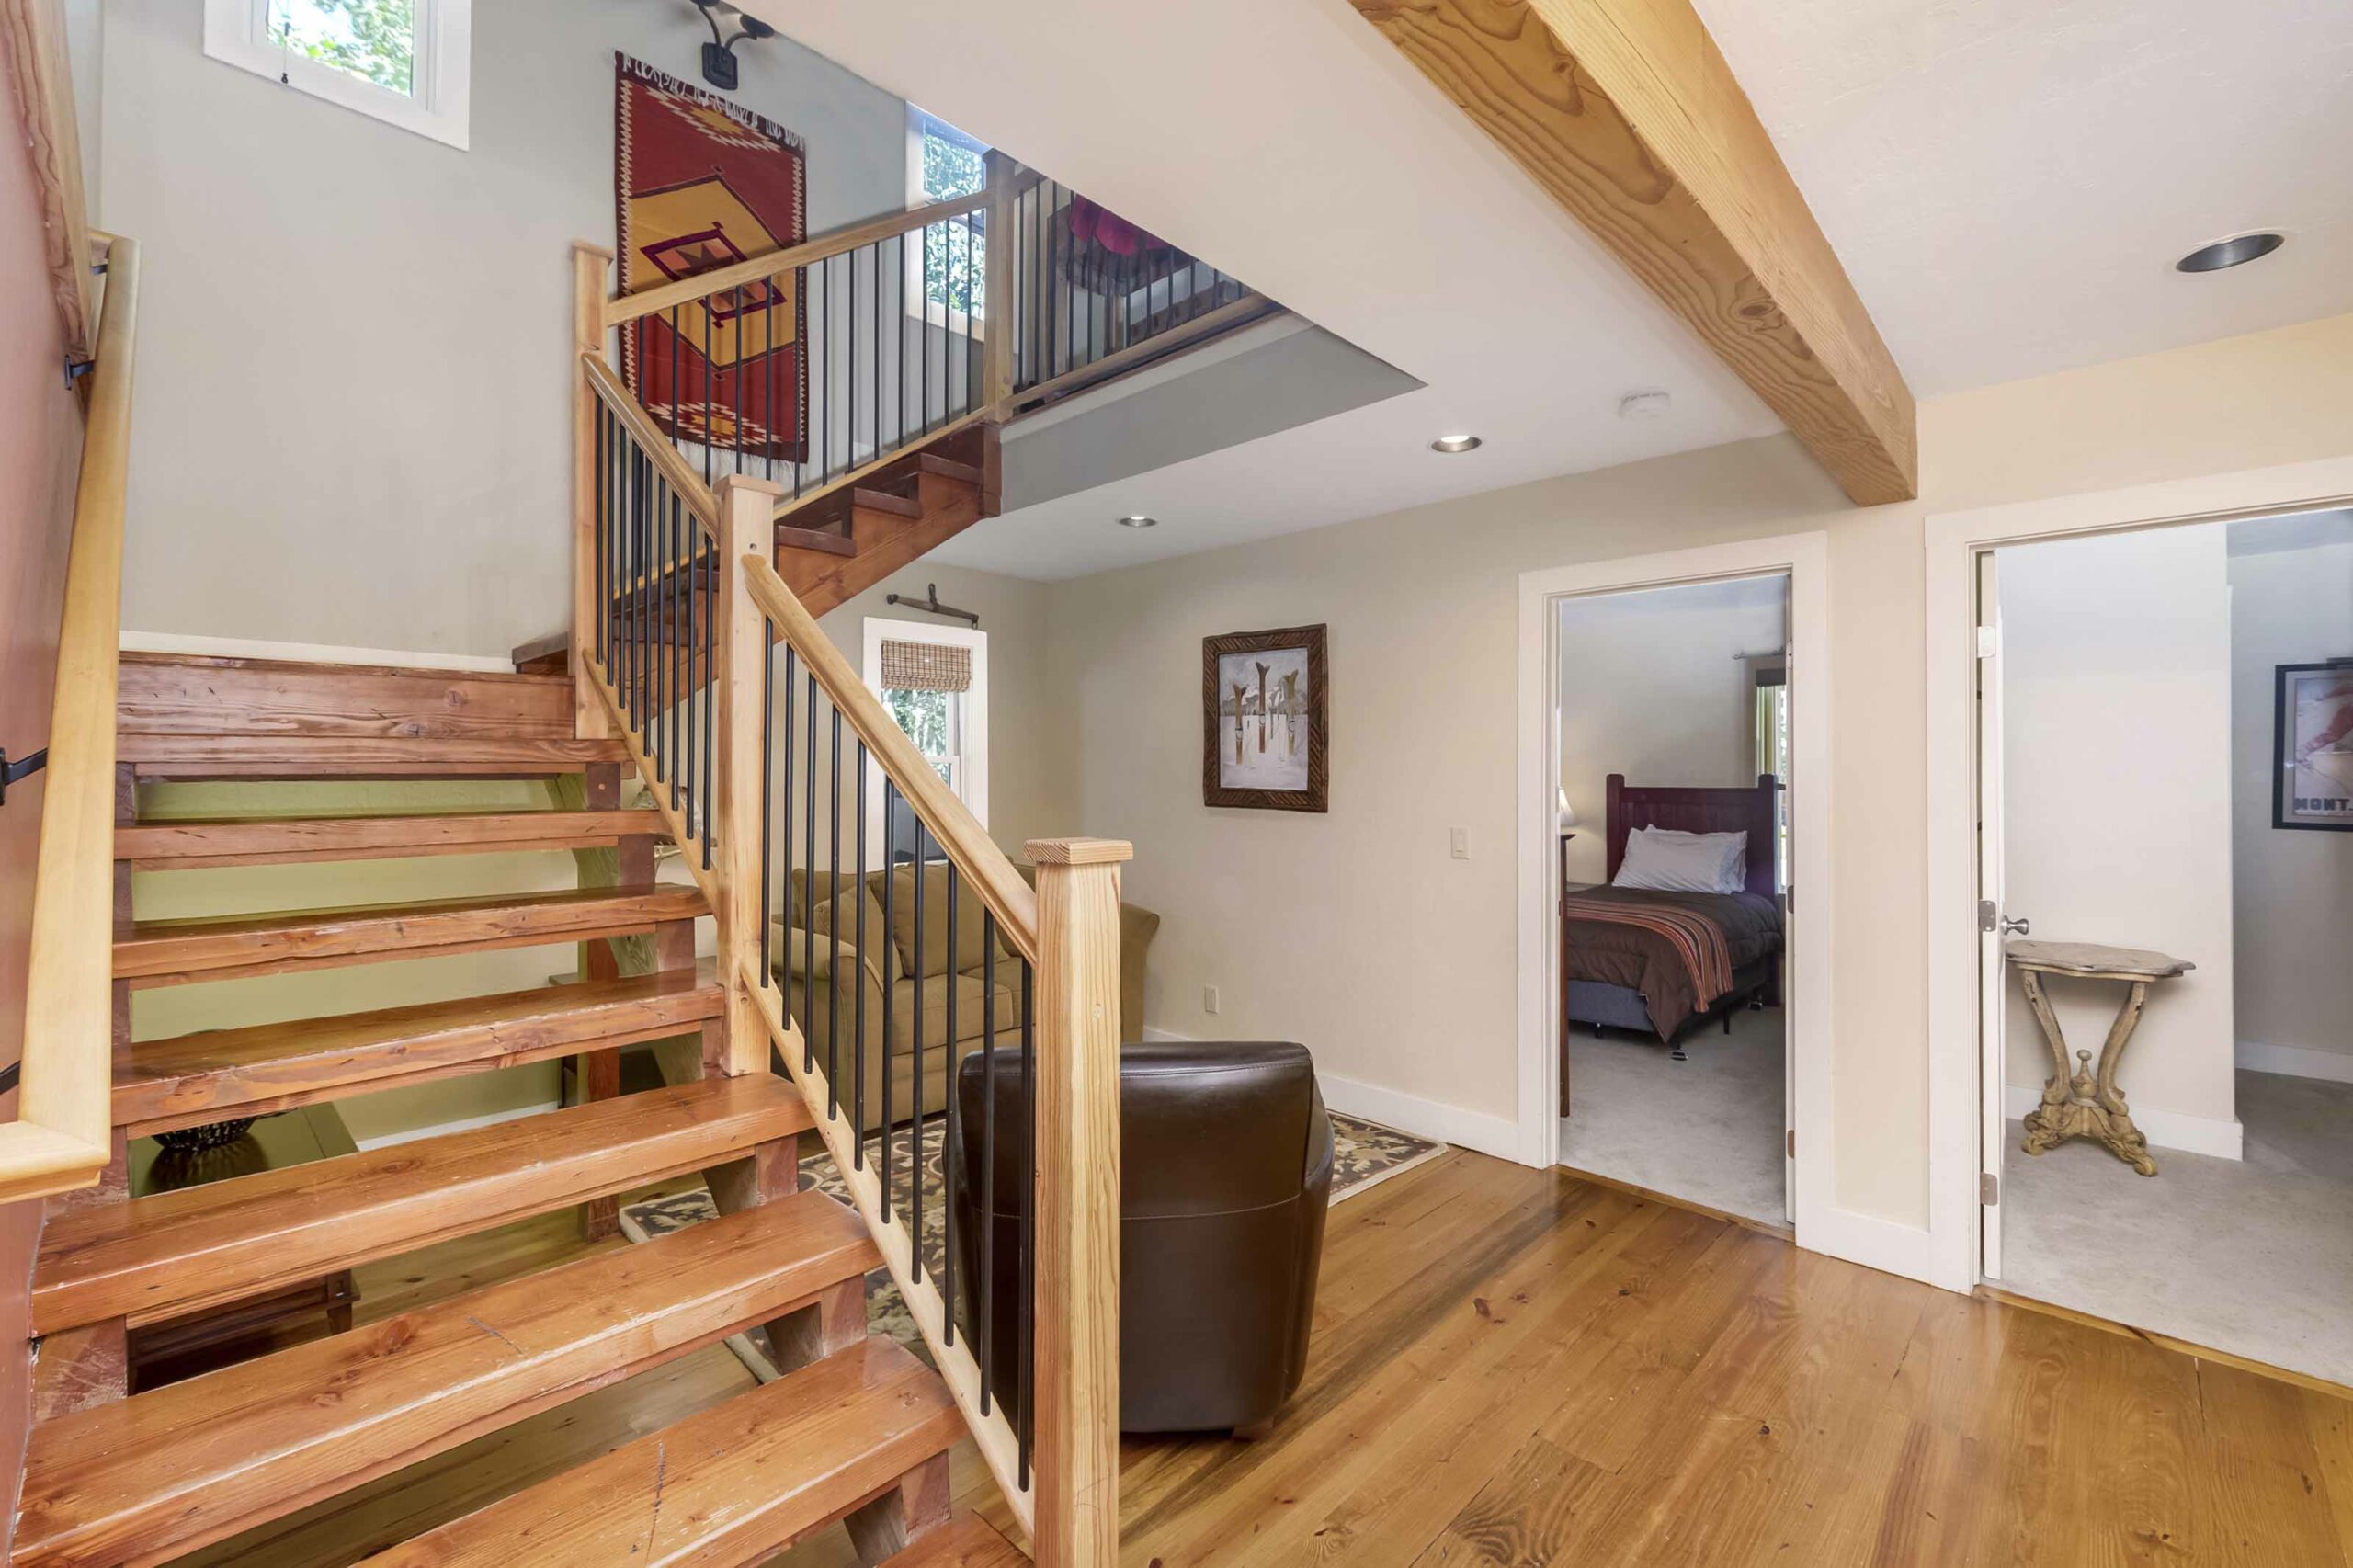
top-left (1556, 577), bottom-right (1785, 887)
top-left (1998, 527), bottom-right (2237, 1143)
top-left (2228, 525), bottom-right (2353, 1069)
top-left (1052, 312), bottom-right (2353, 1233)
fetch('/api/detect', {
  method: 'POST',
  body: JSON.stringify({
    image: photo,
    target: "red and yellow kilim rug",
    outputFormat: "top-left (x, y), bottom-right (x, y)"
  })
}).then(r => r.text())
top-left (614, 54), bottom-right (807, 461)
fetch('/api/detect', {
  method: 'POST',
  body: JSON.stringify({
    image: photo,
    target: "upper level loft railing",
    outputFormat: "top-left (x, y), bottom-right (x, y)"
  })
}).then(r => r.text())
top-left (571, 228), bottom-right (1130, 1561)
top-left (1, 232), bottom-right (142, 1205)
top-left (585, 153), bottom-right (1276, 523)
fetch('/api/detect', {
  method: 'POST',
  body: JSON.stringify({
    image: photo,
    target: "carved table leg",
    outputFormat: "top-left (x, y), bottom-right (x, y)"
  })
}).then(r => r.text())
top-left (2018, 970), bottom-right (2074, 1157)
top-left (2090, 980), bottom-right (2157, 1176)
top-left (2016, 967), bottom-right (2158, 1176)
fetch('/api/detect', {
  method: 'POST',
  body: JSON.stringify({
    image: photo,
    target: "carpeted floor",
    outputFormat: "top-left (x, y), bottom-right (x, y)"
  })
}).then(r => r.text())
top-left (2000, 1067), bottom-right (2353, 1387)
top-left (1557, 1004), bottom-right (1786, 1226)
top-left (620, 1109), bottom-right (1442, 1373)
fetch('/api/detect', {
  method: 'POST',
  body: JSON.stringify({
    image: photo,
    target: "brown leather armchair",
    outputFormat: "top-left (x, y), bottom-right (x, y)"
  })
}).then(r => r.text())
top-left (951, 1040), bottom-right (1332, 1437)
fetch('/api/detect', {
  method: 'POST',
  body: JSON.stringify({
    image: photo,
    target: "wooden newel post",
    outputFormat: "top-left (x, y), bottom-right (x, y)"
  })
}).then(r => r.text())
top-left (983, 151), bottom-right (1017, 417)
top-left (715, 473), bottom-right (783, 1076)
top-left (571, 243), bottom-right (616, 740)
top-left (1024, 835), bottom-right (1131, 1566)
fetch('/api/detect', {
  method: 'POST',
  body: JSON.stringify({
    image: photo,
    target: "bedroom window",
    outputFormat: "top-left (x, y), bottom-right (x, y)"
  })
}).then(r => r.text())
top-left (204, 0), bottom-right (472, 150)
top-left (866, 619), bottom-right (989, 863)
top-left (905, 108), bottom-right (988, 331)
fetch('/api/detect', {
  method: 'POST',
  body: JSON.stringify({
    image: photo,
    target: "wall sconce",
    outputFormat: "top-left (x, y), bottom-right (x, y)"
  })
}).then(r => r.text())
top-left (690, 0), bottom-right (774, 92)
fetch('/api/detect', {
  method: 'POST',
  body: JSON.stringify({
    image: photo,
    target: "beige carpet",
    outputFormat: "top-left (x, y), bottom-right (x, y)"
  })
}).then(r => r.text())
top-left (1557, 1004), bottom-right (1787, 1225)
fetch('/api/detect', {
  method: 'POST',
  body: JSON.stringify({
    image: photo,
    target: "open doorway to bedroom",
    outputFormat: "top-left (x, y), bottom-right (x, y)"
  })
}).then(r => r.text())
top-left (1552, 573), bottom-right (1793, 1228)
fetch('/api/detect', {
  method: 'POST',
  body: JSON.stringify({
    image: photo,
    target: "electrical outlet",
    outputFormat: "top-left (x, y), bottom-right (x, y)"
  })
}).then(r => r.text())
top-left (1449, 826), bottom-right (1470, 860)
top-left (1203, 984), bottom-right (1222, 1016)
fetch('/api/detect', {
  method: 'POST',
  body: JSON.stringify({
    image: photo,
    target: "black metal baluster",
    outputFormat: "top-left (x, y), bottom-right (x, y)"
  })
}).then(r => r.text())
top-left (854, 740), bottom-right (870, 1152)
top-left (880, 779), bottom-right (897, 1213)
top-left (1017, 956), bottom-right (1035, 1486)
top-left (594, 408), bottom-right (608, 670)
top-left (870, 242), bottom-right (881, 455)
top-left (665, 489), bottom-right (680, 801)
top-left (760, 624), bottom-right (774, 987)
top-left (732, 284), bottom-right (745, 480)
top-left (780, 648), bottom-right (796, 1016)
top-left (910, 824), bottom-right (926, 1282)
top-left (827, 703), bottom-right (842, 1119)
top-left (980, 914), bottom-right (997, 1414)
top-left (682, 514), bottom-right (698, 836)
top-left (848, 250), bottom-right (858, 478)
top-left (942, 864), bottom-right (959, 1346)
top-left (766, 276), bottom-right (778, 486)
top-left (922, 223), bottom-right (933, 434)
top-left (821, 256), bottom-right (833, 484)
top-left (702, 289), bottom-right (716, 489)
top-left (801, 671), bottom-right (818, 1072)
top-left (701, 530), bottom-right (714, 869)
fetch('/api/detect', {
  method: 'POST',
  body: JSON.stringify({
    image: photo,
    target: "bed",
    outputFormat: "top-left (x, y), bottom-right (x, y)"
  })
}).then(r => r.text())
top-left (1561, 773), bottom-right (1784, 1061)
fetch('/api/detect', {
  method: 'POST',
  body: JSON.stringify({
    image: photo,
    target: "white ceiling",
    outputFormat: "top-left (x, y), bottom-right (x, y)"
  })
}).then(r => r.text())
top-left (745, 0), bottom-right (2353, 580)
top-left (1694, 0), bottom-right (2353, 397)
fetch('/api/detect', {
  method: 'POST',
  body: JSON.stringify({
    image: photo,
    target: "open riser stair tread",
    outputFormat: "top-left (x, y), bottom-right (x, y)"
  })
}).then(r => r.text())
top-left (33, 1073), bottom-right (811, 1335)
top-left (115, 966), bottom-right (722, 1138)
top-left (113, 882), bottom-right (708, 986)
top-left (117, 653), bottom-right (581, 741)
top-left (115, 808), bottom-right (671, 869)
top-left (357, 1335), bottom-right (963, 1567)
top-left (118, 733), bottom-right (631, 779)
top-left (16, 1192), bottom-right (880, 1568)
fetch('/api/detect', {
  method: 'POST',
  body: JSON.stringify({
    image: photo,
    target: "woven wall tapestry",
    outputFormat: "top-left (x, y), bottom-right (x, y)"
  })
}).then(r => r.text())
top-left (614, 54), bottom-right (808, 461)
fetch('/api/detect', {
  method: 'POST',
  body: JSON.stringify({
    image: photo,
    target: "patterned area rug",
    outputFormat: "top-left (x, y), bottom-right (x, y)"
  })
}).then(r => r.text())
top-left (620, 1111), bottom-right (1444, 1374)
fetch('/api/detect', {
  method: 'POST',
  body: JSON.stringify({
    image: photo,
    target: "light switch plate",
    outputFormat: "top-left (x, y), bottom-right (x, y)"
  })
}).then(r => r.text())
top-left (1449, 826), bottom-right (1470, 859)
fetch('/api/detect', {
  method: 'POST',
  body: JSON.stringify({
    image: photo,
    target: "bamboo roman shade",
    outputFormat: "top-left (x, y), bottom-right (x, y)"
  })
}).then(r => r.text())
top-left (878, 639), bottom-right (973, 693)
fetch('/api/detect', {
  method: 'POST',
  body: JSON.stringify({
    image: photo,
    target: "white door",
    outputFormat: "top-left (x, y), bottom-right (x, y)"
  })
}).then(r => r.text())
top-left (1975, 551), bottom-right (2012, 1278)
top-left (1780, 574), bottom-right (1797, 1225)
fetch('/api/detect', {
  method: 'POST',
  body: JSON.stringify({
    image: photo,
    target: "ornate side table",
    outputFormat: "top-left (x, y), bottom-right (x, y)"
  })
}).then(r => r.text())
top-left (2006, 939), bottom-right (2195, 1177)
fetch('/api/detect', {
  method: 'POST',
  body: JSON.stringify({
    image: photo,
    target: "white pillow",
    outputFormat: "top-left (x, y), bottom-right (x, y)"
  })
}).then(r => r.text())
top-left (1613, 826), bottom-right (1749, 894)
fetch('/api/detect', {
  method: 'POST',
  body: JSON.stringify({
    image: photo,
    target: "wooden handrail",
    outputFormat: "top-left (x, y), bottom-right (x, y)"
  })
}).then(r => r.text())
top-left (738, 553), bottom-right (1040, 963)
top-left (0, 232), bottom-right (139, 1205)
top-left (580, 354), bottom-right (721, 527)
top-left (605, 187), bottom-right (992, 331)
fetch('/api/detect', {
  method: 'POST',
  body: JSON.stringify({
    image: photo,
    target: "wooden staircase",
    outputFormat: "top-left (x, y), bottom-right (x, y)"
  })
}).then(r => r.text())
top-left (8, 653), bottom-right (1020, 1566)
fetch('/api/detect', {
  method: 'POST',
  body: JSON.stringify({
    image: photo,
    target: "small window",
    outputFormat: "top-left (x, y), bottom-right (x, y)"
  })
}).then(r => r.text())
top-left (205, 0), bottom-right (472, 151)
top-left (865, 619), bottom-right (989, 865)
top-left (905, 108), bottom-right (988, 328)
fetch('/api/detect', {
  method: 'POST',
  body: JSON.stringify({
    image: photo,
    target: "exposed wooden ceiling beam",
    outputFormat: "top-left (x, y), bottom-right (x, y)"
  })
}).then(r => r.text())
top-left (1347, 0), bottom-right (1917, 506)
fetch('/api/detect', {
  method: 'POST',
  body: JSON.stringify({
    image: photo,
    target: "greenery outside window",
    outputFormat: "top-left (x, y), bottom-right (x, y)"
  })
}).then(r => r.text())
top-left (905, 108), bottom-right (987, 331)
top-left (205, 0), bottom-right (472, 150)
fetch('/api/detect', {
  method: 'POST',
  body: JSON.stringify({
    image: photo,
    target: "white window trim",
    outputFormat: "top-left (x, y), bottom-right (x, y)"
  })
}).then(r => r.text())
top-left (204, 0), bottom-right (472, 151)
top-left (904, 107), bottom-right (988, 338)
top-left (863, 617), bottom-right (989, 868)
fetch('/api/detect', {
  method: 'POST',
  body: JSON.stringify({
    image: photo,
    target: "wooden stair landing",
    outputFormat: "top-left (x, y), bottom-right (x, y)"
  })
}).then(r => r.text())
top-left (881, 1514), bottom-right (1031, 1567)
top-left (358, 1336), bottom-right (965, 1567)
top-left (16, 1192), bottom-right (878, 1568)
top-left (113, 883), bottom-right (706, 987)
top-left (115, 966), bottom-right (723, 1138)
top-left (33, 1073), bottom-right (811, 1334)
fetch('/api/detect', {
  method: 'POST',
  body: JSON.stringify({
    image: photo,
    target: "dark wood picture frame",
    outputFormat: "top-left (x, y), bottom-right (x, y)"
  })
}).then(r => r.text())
top-left (1202, 624), bottom-right (1328, 812)
top-left (2272, 662), bottom-right (2353, 832)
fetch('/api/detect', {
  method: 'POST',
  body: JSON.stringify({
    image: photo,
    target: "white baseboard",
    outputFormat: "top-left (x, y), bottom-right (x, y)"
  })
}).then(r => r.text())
top-left (2003, 1083), bottom-right (2242, 1160)
top-left (1139, 1028), bottom-right (1521, 1162)
top-left (122, 629), bottom-right (519, 674)
top-left (2236, 1040), bottom-right (2353, 1085)
top-left (1316, 1074), bottom-right (1522, 1162)
top-left (351, 1100), bottom-right (560, 1150)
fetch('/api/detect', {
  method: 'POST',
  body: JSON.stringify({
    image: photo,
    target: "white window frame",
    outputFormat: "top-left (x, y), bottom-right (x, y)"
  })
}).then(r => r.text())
top-left (204, 0), bottom-right (472, 151)
top-left (863, 618), bottom-right (989, 867)
top-left (903, 107), bottom-right (988, 339)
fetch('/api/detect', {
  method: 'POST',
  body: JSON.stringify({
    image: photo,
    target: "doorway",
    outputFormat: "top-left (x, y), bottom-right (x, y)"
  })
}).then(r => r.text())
top-left (1516, 532), bottom-right (1833, 1247)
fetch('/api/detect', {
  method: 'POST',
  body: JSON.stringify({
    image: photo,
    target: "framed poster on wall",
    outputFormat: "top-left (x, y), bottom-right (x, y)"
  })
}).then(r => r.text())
top-left (2273, 662), bottom-right (2353, 831)
top-left (1202, 625), bottom-right (1328, 812)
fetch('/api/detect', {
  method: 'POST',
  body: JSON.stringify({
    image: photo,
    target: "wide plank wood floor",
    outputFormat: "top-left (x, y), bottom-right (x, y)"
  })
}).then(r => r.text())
top-left (166, 1150), bottom-right (2353, 1566)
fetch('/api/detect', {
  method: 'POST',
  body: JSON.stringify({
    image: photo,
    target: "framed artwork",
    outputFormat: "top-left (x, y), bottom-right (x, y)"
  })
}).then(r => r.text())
top-left (1203, 625), bottom-right (1328, 812)
top-left (2273, 662), bottom-right (2353, 831)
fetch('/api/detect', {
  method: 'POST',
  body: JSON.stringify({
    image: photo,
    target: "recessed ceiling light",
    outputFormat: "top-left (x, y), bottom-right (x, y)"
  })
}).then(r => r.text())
top-left (2177, 233), bottom-right (2285, 273)
top-left (1117, 514), bottom-right (1158, 528)
top-left (1430, 434), bottom-right (1483, 453)
top-left (1618, 391), bottom-right (1672, 421)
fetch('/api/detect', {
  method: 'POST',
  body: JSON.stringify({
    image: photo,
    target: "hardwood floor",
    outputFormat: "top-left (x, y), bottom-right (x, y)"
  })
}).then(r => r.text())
top-left (166, 1149), bottom-right (2353, 1566)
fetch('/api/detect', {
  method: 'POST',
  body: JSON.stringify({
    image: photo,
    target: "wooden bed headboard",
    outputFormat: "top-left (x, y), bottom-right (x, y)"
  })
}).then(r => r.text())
top-left (1604, 774), bottom-right (1779, 898)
